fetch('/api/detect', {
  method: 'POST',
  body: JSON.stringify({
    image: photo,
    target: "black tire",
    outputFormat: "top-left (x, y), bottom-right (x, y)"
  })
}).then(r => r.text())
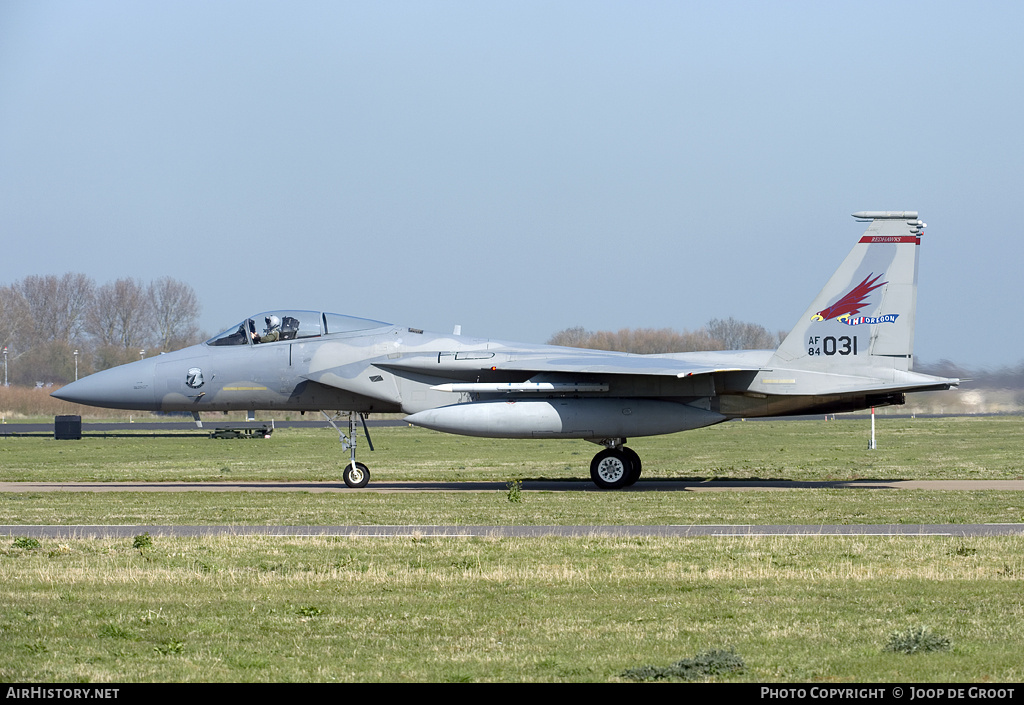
top-left (622, 447), bottom-right (642, 486)
top-left (590, 448), bottom-right (634, 490)
top-left (343, 461), bottom-right (370, 488)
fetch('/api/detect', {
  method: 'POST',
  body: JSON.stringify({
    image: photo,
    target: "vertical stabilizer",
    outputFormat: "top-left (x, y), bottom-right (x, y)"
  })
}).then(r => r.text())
top-left (769, 212), bottom-right (924, 374)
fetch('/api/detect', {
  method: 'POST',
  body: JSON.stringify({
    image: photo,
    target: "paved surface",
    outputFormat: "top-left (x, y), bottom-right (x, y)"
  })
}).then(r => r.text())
top-left (2, 479), bottom-right (1024, 493)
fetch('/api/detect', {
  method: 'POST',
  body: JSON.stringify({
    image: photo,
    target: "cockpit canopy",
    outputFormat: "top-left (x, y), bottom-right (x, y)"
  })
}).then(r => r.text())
top-left (206, 310), bottom-right (391, 346)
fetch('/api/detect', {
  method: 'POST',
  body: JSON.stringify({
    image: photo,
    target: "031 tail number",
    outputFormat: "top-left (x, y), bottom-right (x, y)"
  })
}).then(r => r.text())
top-left (808, 336), bottom-right (858, 356)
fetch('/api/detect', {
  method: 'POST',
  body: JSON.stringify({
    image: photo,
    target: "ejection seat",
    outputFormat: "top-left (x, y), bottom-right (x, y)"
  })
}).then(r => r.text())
top-left (279, 316), bottom-right (301, 340)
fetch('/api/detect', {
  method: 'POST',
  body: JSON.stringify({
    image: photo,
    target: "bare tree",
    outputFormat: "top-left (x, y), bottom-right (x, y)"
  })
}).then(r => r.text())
top-left (5, 276), bottom-right (94, 384)
top-left (87, 278), bottom-right (152, 350)
top-left (85, 285), bottom-right (120, 348)
top-left (705, 317), bottom-right (780, 350)
top-left (0, 284), bottom-right (32, 353)
top-left (587, 327), bottom-right (722, 354)
top-left (548, 318), bottom-right (784, 354)
top-left (548, 325), bottom-right (722, 353)
top-left (547, 326), bottom-right (593, 348)
top-left (148, 276), bottom-right (201, 351)
top-left (15, 273), bottom-right (95, 343)
top-left (11, 340), bottom-right (77, 386)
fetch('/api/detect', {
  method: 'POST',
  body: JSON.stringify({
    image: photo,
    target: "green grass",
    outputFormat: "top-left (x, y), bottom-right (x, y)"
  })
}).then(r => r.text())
top-left (1, 534), bottom-right (1021, 682)
top-left (3, 489), bottom-right (1024, 526)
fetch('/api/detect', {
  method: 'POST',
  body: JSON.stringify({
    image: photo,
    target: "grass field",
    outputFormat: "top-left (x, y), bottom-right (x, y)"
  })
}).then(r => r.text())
top-left (2, 415), bottom-right (1023, 483)
top-left (3, 488), bottom-right (1024, 527)
top-left (2, 534), bottom-right (1022, 682)
top-left (2, 416), bottom-right (1023, 682)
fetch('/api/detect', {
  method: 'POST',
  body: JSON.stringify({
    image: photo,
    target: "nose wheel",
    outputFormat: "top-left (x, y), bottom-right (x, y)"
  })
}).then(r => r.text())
top-left (343, 461), bottom-right (370, 489)
top-left (589, 443), bottom-right (642, 489)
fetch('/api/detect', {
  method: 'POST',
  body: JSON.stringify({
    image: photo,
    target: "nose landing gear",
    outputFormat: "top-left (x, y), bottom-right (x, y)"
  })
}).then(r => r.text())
top-left (322, 411), bottom-right (374, 488)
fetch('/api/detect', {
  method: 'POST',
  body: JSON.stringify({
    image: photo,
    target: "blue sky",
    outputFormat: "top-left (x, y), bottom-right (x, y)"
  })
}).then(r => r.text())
top-left (2, 1), bottom-right (1021, 367)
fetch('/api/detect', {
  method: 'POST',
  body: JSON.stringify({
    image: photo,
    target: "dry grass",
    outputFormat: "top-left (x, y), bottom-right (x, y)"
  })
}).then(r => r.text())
top-left (0, 384), bottom-right (124, 420)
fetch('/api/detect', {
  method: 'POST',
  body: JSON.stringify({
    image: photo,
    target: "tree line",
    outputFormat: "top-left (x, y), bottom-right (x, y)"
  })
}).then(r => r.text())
top-left (1, 273), bottom-right (203, 386)
top-left (546, 317), bottom-right (785, 353)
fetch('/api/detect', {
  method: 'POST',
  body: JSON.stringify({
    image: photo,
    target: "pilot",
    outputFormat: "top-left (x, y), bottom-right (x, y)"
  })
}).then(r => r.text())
top-left (256, 315), bottom-right (281, 343)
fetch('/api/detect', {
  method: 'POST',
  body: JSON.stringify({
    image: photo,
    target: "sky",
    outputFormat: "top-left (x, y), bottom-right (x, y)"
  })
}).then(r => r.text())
top-left (2, 0), bottom-right (1022, 368)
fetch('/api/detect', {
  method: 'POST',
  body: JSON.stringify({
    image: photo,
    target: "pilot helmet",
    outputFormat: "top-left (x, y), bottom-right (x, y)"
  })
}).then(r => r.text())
top-left (265, 315), bottom-right (281, 331)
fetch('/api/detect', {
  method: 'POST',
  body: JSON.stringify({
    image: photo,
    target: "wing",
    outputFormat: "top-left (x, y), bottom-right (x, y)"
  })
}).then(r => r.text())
top-left (377, 349), bottom-right (768, 391)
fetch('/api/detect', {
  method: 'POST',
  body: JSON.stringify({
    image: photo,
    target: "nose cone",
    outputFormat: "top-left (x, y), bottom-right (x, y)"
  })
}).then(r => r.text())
top-left (51, 358), bottom-right (158, 410)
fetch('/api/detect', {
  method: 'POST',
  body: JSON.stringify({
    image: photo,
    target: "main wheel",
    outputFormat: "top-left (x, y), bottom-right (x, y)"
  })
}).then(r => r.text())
top-left (622, 447), bottom-right (642, 486)
top-left (343, 461), bottom-right (370, 488)
top-left (590, 449), bottom-right (634, 490)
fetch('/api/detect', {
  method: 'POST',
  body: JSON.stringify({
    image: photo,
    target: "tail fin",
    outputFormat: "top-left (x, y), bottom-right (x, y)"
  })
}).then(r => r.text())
top-left (769, 211), bottom-right (924, 373)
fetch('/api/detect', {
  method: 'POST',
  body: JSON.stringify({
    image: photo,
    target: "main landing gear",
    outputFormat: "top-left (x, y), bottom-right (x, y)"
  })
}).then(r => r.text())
top-left (322, 411), bottom-right (374, 488)
top-left (589, 439), bottom-right (642, 490)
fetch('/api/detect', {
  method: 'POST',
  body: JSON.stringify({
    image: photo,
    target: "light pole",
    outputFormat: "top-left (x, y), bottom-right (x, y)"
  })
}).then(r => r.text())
top-left (74, 349), bottom-right (79, 381)
top-left (3, 346), bottom-right (7, 387)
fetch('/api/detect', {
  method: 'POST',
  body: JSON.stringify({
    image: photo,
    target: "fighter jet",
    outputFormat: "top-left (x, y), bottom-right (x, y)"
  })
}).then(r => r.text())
top-left (53, 211), bottom-right (958, 489)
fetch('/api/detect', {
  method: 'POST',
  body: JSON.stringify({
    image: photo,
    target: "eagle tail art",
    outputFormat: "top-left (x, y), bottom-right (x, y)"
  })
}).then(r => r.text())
top-left (812, 272), bottom-right (887, 321)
